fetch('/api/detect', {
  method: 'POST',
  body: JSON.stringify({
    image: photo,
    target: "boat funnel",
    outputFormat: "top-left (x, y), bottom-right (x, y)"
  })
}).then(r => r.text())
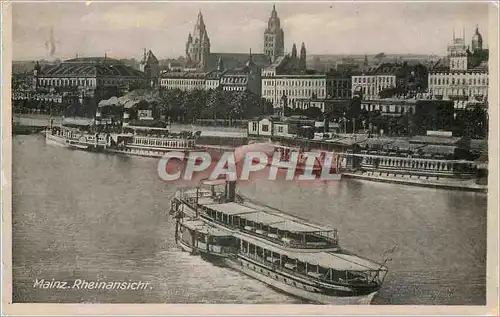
top-left (226, 181), bottom-right (236, 202)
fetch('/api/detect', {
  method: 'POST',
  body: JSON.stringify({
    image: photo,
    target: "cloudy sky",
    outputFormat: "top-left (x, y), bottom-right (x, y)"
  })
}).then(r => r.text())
top-left (12, 1), bottom-right (491, 61)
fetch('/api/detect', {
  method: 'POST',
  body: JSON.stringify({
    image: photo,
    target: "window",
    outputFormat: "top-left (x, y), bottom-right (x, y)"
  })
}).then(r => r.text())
top-left (277, 126), bottom-right (283, 133)
top-left (261, 124), bottom-right (269, 132)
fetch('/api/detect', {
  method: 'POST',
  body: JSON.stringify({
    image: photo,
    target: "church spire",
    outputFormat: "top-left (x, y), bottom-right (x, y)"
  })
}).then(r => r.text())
top-left (299, 42), bottom-right (306, 70)
top-left (264, 4), bottom-right (284, 62)
top-left (217, 56), bottom-right (224, 71)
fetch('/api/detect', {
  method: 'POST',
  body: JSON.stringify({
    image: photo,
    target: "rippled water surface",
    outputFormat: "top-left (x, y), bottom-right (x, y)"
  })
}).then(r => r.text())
top-left (12, 135), bottom-right (487, 304)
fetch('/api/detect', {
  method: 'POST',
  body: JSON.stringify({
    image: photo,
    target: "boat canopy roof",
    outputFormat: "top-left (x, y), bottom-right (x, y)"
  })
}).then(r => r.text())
top-left (209, 202), bottom-right (259, 216)
top-left (272, 220), bottom-right (327, 233)
top-left (243, 234), bottom-right (384, 271)
top-left (181, 220), bottom-right (231, 237)
top-left (204, 201), bottom-right (334, 233)
top-left (201, 179), bottom-right (227, 186)
top-left (239, 211), bottom-right (286, 225)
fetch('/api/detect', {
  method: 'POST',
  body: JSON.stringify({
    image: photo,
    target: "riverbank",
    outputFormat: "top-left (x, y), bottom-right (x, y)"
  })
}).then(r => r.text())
top-left (343, 171), bottom-right (487, 193)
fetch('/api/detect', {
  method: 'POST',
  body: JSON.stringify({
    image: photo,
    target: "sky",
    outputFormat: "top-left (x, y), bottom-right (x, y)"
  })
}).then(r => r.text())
top-left (12, 1), bottom-right (492, 61)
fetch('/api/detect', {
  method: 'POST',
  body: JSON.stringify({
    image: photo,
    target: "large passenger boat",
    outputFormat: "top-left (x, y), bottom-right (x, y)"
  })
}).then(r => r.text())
top-left (105, 125), bottom-right (198, 158)
top-left (169, 179), bottom-right (388, 304)
top-left (44, 117), bottom-right (199, 158)
top-left (44, 118), bottom-right (110, 151)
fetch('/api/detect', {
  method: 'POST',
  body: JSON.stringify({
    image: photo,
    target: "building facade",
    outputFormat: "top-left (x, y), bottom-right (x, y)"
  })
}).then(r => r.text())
top-left (360, 99), bottom-right (417, 117)
top-left (139, 49), bottom-right (160, 87)
top-left (35, 57), bottom-right (146, 93)
top-left (326, 71), bottom-right (352, 99)
top-left (263, 5), bottom-right (285, 62)
top-left (351, 64), bottom-right (400, 100)
top-left (261, 53), bottom-right (327, 111)
top-left (160, 69), bottom-right (207, 91)
top-left (428, 26), bottom-right (489, 108)
top-left (352, 62), bottom-right (427, 100)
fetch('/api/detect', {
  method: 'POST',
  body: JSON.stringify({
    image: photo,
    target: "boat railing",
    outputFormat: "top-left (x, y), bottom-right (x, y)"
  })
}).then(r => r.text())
top-left (194, 211), bottom-right (337, 249)
top-left (242, 252), bottom-right (380, 287)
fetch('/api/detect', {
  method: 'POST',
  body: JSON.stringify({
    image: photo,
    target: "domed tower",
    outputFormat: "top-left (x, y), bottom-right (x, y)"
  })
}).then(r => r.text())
top-left (263, 4), bottom-right (285, 62)
top-left (471, 25), bottom-right (483, 53)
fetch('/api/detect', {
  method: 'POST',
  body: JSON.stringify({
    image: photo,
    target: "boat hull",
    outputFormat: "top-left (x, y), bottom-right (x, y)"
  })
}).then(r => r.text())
top-left (176, 239), bottom-right (231, 265)
top-left (223, 256), bottom-right (377, 305)
top-left (45, 133), bottom-right (70, 147)
top-left (106, 148), bottom-right (196, 159)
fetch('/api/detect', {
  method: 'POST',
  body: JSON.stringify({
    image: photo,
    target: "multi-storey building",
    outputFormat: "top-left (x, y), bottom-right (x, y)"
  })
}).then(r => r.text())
top-left (262, 45), bottom-right (326, 112)
top-left (139, 49), bottom-right (160, 88)
top-left (160, 69), bottom-right (207, 91)
top-left (161, 51), bottom-right (261, 95)
top-left (428, 26), bottom-right (489, 108)
top-left (35, 56), bottom-right (146, 92)
top-left (326, 70), bottom-right (352, 99)
top-left (263, 5), bottom-right (285, 62)
top-left (352, 62), bottom-right (427, 100)
top-left (205, 58), bottom-right (225, 90)
top-left (220, 51), bottom-right (261, 95)
top-left (351, 64), bottom-right (399, 100)
top-left (360, 99), bottom-right (418, 117)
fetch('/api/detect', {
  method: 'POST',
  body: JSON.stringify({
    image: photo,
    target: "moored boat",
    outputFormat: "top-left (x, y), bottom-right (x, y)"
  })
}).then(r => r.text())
top-left (105, 125), bottom-right (198, 158)
top-left (175, 218), bottom-right (238, 260)
top-left (169, 179), bottom-right (388, 304)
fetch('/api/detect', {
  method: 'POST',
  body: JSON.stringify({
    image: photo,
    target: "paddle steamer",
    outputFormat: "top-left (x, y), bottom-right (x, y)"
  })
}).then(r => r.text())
top-left (170, 179), bottom-right (388, 305)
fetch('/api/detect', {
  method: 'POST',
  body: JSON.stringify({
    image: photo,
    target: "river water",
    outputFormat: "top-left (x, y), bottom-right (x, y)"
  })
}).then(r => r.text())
top-left (12, 135), bottom-right (487, 304)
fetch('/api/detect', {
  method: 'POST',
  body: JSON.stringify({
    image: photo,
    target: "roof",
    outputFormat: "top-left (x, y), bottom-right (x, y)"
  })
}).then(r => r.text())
top-left (181, 220), bottom-right (232, 237)
top-left (128, 119), bottom-right (167, 128)
top-left (241, 234), bottom-right (383, 271)
top-left (203, 200), bottom-right (334, 233)
top-left (208, 202), bottom-right (259, 216)
top-left (206, 53), bottom-right (271, 70)
top-left (272, 220), bottom-right (328, 233)
top-left (146, 50), bottom-right (159, 65)
top-left (39, 57), bottom-right (144, 78)
top-left (240, 211), bottom-right (287, 225)
top-left (421, 145), bottom-right (456, 155)
top-left (301, 252), bottom-right (383, 271)
top-left (383, 140), bottom-right (425, 151)
top-left (470, 139), bottom-right (487, 152)
top-left (206, 69), bottom-right (226, 80)
top-left (161, 69), bottom-right (207, 78)
top-left (362, 98), bottom-right (418, 105)
top-left (409, 135), bottom-right (462, 145)
top-left (99, 89), bottom-right (163, 109)
top-left (62, 117), bottom-right (94, 127)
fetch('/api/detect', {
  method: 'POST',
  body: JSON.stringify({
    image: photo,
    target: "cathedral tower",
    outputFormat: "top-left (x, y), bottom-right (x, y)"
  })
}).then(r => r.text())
top-left (186, 11), bottom-right (211, 70)
top-left (299, 42), bottom-right (306, 70)
top-left (263, 4), bottom-right (285, 62)
top-left (471, 25), bottom-right (483, 53)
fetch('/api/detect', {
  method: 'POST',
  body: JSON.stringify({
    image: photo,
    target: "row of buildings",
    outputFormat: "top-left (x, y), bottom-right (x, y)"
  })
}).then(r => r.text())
top-left (20, 5), bottom-right (489, 118)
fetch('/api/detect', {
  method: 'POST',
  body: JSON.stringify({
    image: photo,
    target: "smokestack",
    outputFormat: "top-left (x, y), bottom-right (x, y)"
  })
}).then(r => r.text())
top-left (226, 181), bottom-right (236, 202)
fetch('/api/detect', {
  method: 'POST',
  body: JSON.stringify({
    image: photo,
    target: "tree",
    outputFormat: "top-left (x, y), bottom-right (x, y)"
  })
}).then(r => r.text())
top-left (302, 107), bottom-right (322, 120)
top-left (374, 52), bottom-right (386, 61)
